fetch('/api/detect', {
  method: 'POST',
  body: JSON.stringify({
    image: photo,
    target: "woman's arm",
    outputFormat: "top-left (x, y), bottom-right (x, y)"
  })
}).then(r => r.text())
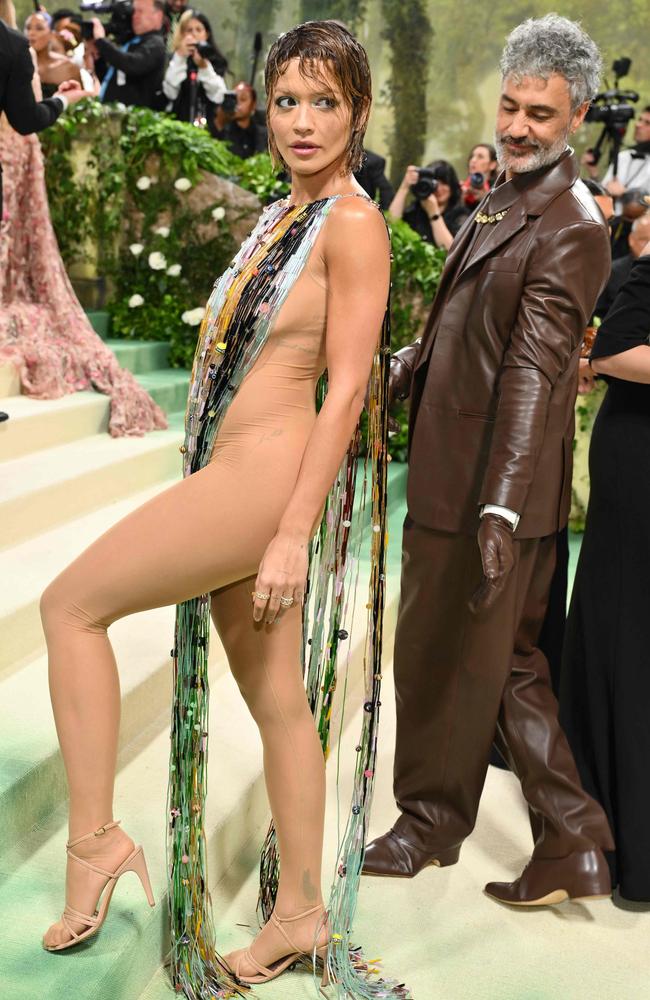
top-left (253, 199), bottom-right (390, 622)
top-left (387, 165), bottom-right (419, 220)
top-left (197, 62), bottom-right (226, 104)
top-left (421, 191), bottom-right (454, 250)
top-left (162, 52), bottom-right (186, 101)
top-left (591, 345), bottom-right (650, 382)
top-left (590, 251), bottom-right (650, 383)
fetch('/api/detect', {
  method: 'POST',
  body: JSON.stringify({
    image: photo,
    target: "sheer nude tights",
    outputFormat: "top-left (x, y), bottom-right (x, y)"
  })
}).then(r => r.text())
top-left (40, 436), bottom-right (329, 967)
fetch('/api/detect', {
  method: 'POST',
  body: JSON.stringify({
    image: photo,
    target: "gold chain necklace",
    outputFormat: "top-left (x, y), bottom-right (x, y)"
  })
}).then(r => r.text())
top-left (475, 207), bottom-right (510, 225)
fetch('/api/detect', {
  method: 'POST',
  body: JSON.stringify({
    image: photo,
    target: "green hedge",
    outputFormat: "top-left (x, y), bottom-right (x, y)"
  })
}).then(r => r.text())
top-left (41, 101), bottom-right (445, 453)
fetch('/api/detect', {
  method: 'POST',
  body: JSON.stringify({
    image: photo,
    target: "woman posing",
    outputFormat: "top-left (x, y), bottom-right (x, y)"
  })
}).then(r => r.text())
top-left (41, 17), bottom-right (391, 994)
top-left (25, 10), bottom-right (82, 96)
top-left (560, 246), bottom-right (650, 901)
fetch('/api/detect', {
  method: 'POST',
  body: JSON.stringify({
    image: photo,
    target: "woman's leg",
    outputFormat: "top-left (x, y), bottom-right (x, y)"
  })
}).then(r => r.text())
top-left (40, 463), bottom-right (270, 948)
top-left (212, 578), bottom-right (327, 968)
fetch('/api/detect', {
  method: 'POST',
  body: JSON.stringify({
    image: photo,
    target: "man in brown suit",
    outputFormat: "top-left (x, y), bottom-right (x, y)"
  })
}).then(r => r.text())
top-left (363, 15), bottom-right (615, 904)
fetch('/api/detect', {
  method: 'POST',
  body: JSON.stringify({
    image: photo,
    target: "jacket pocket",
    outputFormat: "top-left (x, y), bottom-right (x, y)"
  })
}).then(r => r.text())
top-left (457, 409), bottom-right (494, 421)
top-left (484, 256), bottom-right (521, 273)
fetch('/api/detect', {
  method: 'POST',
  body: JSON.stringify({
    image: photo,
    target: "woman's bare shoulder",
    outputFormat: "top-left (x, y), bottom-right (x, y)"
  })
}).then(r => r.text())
top-left (325, 195), bottom-right (389, 259)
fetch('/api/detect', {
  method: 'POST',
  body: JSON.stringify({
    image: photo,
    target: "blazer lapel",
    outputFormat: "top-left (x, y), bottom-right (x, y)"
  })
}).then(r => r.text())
top-left (455, 200), bottom-right (528, 281)
top-left (413, 214), bottom-right (478, 372)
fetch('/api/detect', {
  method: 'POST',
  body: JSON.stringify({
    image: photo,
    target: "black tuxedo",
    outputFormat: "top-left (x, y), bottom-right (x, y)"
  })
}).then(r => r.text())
top-left (354, 150), bottom-right (394, 210)
top-left (0, 20), bottom-right (66, 215)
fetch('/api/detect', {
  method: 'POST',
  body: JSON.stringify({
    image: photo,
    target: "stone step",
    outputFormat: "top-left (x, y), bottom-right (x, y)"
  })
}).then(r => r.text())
top-left (0, 479), bottom-right (180, 674)
top-left (0, 421), bottom-right (184, 551)
top-left (104, 340), bottom-right (171, 375)
top-left (137, 370), bottom-right (190, 416)
top-left (0, 552), bottom-right (399, 1000)
top-left (0, 369), bottom-right (188, 461)
top-left (0, 607), bottom-right (227, 860)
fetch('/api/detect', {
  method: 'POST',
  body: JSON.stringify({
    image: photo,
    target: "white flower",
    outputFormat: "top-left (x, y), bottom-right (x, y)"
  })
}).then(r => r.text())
top-left (129, 243), bottom-right (144, 256)
top-left (211, 206), bottom-right (226, 221)
top-left (128, 294), bottom-right (144, 308)
top-left (136, 176), bottom-right (152, 191)
top-left (166, 263), bottom-right (182, 277)
top-left (181, 307), bottom-right (204, 326)
top-left (148, 251), bottom-right (167, 271)
top-left (154, 226), bottom-right (170, 238)
top-left (174, 177), bottom-right (192, 192)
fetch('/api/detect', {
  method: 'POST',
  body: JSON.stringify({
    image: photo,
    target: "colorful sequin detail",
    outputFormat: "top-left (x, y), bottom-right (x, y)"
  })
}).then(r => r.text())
top-left (167, 195), bottom-right (410, 999)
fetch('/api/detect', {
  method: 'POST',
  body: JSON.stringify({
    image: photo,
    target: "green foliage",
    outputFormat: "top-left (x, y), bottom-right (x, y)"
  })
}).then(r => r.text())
top-left (40, 102), bottom-right (289, 368)
top-left (385, 217), bottom-right (446, 460)
top-left (381, 0), bottom-right (433, 186)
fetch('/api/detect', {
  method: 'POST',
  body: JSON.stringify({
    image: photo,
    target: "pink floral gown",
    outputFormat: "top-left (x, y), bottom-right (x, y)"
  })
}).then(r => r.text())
top-left (0, 117), bottom-right (167, 436)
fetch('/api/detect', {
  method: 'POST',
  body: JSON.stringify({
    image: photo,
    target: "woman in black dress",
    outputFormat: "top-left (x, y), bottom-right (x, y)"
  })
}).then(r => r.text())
top-left (560, 248), bottom-right (650, 901)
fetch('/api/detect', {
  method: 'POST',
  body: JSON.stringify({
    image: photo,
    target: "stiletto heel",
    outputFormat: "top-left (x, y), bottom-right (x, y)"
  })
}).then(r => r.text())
top-left (121, 846), bottom-right (155, 907)
top-left (43, 820), bottom-right (155, 952)
top-left (224, 903), bottom-right (330, 985)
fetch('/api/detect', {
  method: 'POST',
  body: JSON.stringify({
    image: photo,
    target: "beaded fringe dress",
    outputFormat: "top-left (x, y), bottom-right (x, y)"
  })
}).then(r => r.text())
top-left (167, 195), bottom-right (409, 999)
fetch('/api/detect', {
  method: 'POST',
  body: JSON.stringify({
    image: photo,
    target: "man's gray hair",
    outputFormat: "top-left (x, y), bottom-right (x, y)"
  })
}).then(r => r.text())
top-left (500, 14), bottom-right (602, 110)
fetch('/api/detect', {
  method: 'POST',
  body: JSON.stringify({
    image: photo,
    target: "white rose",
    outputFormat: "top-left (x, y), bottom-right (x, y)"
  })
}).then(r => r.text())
top-left (166, 263), bottom-right (182, 277)
top-left (129, 243), bottom-right (144, 256)
top-left (174, 177), bottom-right (192, 192)
top-left (128, 294), bottom-right (144, 308)
top-left (136, 176), bottom-right (152, 191)
top-left (211, 206), bottom-right (226, 221)
top-left (148, 251), bottom-right (167, 271)
top-left (155, 226), bottom-right (170, 238)
top-left (181, 307), bottom-right (204, 326)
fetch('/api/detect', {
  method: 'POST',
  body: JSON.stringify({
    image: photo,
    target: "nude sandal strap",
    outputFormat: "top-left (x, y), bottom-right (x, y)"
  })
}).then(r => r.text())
top-left (241, 948), bottom-right (275, 978)
top-left (66, 850), bottom-right (116, 880)
top-left (67, 820), bottom-right (121, 849)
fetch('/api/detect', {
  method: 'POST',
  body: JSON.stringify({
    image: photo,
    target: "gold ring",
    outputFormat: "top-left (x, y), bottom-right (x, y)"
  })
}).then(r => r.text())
top-left (252, 591), bottom-right (271, 601)
top-left (280, 596), bottom-right (294, 607)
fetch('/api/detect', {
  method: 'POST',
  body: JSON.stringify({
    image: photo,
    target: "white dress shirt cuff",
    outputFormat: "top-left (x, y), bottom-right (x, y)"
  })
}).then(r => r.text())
top-left (480, 504), bottom-right (520, 531)
top-left (53, 92), bottom-right (68, 111)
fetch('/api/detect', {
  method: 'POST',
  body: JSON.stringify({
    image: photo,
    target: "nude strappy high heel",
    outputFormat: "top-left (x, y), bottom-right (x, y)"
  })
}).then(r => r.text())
top-left (43, 820), bottom-right (155, 952)
top-left (226, 903), bottom-right (330, 986)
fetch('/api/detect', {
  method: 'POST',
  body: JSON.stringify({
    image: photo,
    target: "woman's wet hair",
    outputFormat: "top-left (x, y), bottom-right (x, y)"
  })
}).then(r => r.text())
top-left (265, 20), bottom-right (372, 173)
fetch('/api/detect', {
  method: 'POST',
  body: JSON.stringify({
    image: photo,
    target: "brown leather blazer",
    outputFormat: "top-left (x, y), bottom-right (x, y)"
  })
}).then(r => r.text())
top-left (403, 150), bottom-right (611, 540)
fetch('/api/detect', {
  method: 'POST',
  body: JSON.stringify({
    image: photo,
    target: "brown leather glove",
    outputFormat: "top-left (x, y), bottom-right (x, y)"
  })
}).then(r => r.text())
top-left (468, 512), bottom-right (515, 614)
top-left (389, 341), bottom-right (421, 405)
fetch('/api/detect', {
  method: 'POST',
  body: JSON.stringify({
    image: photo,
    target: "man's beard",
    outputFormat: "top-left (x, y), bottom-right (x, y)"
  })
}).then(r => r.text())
top-left (495, 129), bottom-right (569, 174)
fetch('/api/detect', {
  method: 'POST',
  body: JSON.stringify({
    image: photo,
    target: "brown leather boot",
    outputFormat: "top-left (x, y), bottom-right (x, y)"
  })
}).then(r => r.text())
top-left (484, 848), bottom-right (612, 906)
top-left (362, 828), bottom-right (460, 878)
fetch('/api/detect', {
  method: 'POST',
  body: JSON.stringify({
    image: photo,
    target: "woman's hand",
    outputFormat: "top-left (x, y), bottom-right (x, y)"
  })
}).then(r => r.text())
top-left (252, 531), bottom-right (309, 624)
top-left (578, 357), bottom-right (596, 394)
top-left (400, 165), bottom-right (419, 191)
top-left (188, 43), bottom-right (208, 68)
top-left (422, 191), bottom-right (441, 219)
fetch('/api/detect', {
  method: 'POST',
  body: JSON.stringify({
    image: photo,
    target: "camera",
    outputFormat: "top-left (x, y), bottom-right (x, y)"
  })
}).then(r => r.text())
top-left (79, 0), bottom-right (133, 44)
top-left (410, 168), bottom-right (439, 200)
top-left (584, 57), bottom-right (639, 169)
top-left (469, 171), bottom-right (484, 187)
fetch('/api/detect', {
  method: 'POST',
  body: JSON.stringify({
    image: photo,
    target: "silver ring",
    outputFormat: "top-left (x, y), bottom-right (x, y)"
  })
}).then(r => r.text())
top-left (280, 596), bottom-right (294, 607)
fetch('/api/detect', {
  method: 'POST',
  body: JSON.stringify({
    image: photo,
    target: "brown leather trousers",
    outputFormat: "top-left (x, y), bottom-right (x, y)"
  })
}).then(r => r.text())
top-left (392, 516), bottom-right (614, 859)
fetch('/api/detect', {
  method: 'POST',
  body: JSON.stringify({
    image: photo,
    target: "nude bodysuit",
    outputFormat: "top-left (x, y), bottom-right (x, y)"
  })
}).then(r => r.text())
top-left (40, 220), bottom-right (333, 932)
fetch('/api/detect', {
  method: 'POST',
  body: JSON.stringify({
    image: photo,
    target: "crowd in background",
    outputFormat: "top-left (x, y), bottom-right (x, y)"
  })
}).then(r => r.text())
top-left (17, 0), bottom-right (650, 275)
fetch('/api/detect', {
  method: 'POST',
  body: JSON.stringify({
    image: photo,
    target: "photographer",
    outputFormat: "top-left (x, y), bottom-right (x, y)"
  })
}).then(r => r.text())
top-left (388, 159), bottom-right (469, 251)
top-left (460, 142), bottom-right (498, 208)
top-left (210, 80), bottom-right (267, 160)
top-left (584, 106), bottom-right (650, 211)
top-left (89, 0), bottom-right (166, 109)
top-left (162, 9), bottom-right (226, 127)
